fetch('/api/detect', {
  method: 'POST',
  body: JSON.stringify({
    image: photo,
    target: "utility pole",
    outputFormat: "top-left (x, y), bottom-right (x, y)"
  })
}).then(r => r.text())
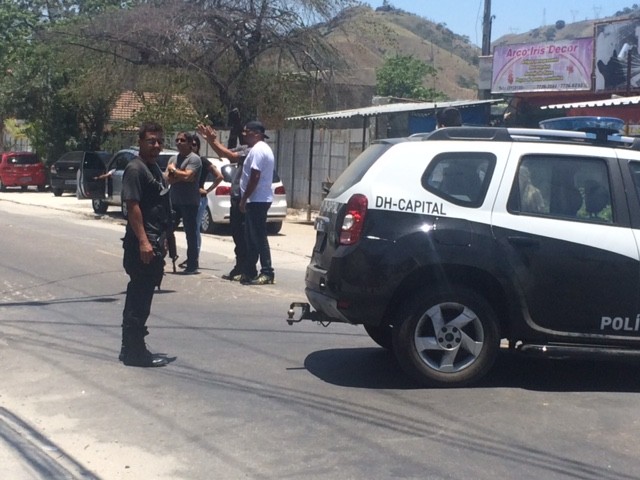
top-left (481, 0), bottom-right (492, 56)
top-left (479, 0), bottom-right (493, 100)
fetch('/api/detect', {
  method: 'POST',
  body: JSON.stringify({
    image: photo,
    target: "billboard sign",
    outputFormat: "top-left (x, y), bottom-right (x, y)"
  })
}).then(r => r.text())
top-left (492, 38), bottom-right (593, 93)
top-left (595, 18), bottom-right (640, 92)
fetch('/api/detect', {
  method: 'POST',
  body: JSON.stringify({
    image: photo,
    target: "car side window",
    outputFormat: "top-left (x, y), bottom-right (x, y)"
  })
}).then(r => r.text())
top-left (627, 161), bottom-right (640, 202)
top-left (422, 152), bottom-right (495, 207)
top-left (508, 155), bottom-right (613, 223)
top-left (114, 153), bottom-right (132, 171)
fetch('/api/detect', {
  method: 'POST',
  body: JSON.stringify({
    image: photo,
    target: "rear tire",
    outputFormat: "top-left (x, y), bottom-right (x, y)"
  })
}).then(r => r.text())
top-left (202, 207), bottom-right (223, 234)
top-left (52, 188), bottom-right (63, 197)
top-left (37, 184), bottom-right (46, 192)
top-left (364, 323), bottom-right (393, 350)
top-left (92, 198), bottom-right (108, 214)
top-left (266, 221), bottom-right (283, 235)
top-left (0, 178), bottom-right (6, 191)
top-left (20, 185), bottom-right (28, 191)
top-left (392, 286), bottom-right (500, 387)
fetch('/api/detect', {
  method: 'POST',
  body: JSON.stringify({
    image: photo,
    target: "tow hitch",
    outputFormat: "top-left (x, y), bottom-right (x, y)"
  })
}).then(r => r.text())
top-left (286, 302), bottom-right (333, 326)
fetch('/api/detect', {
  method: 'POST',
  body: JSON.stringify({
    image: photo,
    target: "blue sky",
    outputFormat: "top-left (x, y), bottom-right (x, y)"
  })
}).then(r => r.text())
top-left (367, 1), bottom-right (637, 46)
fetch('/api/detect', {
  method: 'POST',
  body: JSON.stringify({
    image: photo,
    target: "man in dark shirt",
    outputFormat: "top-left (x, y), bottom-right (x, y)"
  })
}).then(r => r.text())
top-left (197, 123), bottom-right (250, 281)
top-left (120, 122), bottom-right (171, 367)
top-left (193, 135), bottom-right (223, 256)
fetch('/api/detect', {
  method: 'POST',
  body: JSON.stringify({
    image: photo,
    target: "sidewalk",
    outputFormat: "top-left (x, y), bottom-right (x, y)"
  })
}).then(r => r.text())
top-left (0, 189), bottom-right (319, 223)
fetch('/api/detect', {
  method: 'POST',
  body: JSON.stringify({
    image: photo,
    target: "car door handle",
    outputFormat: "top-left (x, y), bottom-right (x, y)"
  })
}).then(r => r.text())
top-left (506, 236), bottom-right (539, 247)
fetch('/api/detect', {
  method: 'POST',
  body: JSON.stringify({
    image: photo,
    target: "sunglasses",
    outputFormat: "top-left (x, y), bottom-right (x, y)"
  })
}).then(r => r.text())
top-left (144, 138), bottom-right (164, 146)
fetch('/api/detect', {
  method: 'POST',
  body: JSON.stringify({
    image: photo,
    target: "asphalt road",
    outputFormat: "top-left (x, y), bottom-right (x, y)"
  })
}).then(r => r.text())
top-left (1, 189), bottom-right (640, 480)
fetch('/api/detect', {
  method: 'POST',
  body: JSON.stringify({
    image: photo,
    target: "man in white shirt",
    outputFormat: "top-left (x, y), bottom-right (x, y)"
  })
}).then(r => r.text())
top-left (239, 120), bottom-right (275, 285)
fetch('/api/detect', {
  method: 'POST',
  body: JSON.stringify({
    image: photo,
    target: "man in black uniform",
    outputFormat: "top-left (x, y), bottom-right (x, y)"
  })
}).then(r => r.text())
top-left (120, 122), bottom-right (171, 367)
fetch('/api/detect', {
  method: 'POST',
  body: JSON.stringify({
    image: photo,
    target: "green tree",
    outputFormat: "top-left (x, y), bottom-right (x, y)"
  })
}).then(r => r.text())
top-left (375, 54), bottom-right (444, 100)
top-left (48, 0), bottom-right (354, 125)
top-left (0, 0), bottom-right (126, 159)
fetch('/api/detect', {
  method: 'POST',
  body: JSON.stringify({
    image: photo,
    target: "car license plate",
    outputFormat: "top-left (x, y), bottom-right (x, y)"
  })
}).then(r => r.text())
top-left (20, 176), bottom-right (32, 183)
top-left (65, 179), bottom-right (77, 185)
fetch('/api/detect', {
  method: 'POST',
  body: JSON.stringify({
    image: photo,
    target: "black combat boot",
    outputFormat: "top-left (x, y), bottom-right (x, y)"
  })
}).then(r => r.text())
top-left (119, 326), bottom-right (150, 361)
top-left (121, 327), bottom-right (168, 367)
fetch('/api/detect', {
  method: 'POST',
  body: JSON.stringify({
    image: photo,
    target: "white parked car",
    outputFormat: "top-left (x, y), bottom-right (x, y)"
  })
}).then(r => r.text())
top-left (201, 161), bottom-right (288, 234)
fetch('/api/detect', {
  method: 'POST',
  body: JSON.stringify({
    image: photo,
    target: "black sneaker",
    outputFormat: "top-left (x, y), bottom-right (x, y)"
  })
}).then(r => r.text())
top-left (183, 267), bottom-right (199, 275)
top-left (246, 273), bottom-right (275, 285)
top-left (221, 268), bottom-right (240, 280)
top-left (122, 350), bottom-right (168, 367)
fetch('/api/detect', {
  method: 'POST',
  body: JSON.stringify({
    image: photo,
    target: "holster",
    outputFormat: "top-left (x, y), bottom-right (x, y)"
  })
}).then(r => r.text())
top-left (146, 232), bottom-right (168, 259)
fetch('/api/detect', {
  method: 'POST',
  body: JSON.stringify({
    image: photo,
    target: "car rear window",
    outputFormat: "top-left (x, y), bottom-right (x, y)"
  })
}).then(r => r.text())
top-left (422, 152), bottom-right (496, 208)
top-left (206, 164), bottom-right (281, 184)
top-left (8, 154), bottom-right (39, 165)
top-left (326, 142), bottom-right (393, 199)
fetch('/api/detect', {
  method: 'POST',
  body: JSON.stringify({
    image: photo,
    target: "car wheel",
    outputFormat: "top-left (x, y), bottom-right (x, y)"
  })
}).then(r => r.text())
top-left (364, 323), bottom-right (393, 350)
top-left (52, 188), bottom-right (63, 197)
top-left (266, 221), bottom-right (283, 235)
top-left (392, 287), bottom-right (500, 387)
top-left (121, 199), bottom-right (128, 219)
top-left (20, 185), bottom-right (28, 191)
top-left (0, 178), bottom-right (6, 191)
top-left (201, 207), bottom-right (213, 233)
top-left (201, 207), bottom-right (223, 234)
top-left (37, 184), bottom-right (46, 192)
top-left (92, 198), bottom-right (108, 214)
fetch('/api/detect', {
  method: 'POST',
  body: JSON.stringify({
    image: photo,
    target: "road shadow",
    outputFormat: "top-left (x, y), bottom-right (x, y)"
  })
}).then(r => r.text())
top-left (304, 347), bottom-right (640, 392)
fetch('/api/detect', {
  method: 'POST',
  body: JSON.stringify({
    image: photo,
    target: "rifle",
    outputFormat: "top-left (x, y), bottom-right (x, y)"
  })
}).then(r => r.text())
top-left (167, 221), bottom-right (178, 273)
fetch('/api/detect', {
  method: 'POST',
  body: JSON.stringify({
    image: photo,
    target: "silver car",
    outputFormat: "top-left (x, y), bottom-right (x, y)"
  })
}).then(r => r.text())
top-left (77, 147), bottom-right (178, 217)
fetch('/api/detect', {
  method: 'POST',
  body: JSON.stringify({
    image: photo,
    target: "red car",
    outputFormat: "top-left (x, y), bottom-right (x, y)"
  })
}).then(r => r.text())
top-left (0, 151), bottom-right (47, 191)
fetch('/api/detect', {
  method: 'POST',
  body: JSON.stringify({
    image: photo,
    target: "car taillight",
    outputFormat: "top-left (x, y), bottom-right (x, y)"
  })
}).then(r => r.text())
top-left (215, 185), bottom-right (231, 195)
top-left (339, 194), bottom-right (368, 245)
top-left (274, 185), bottom-right (286, 195)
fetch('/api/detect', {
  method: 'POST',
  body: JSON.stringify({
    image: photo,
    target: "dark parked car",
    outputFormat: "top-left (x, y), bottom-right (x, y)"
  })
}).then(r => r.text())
top-left (0, 151), bottom-right (47, 191)
top-left (49, 151), bottom-right (110, 196)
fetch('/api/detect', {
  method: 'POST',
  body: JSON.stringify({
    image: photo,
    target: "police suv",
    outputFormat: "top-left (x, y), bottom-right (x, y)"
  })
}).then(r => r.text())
top-left (287, 126), bottom-right (640, 387)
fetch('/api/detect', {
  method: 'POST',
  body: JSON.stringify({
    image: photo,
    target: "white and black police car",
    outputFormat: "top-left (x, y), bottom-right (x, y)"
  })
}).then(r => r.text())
top-left (287, 125), bottom-right (640, 387)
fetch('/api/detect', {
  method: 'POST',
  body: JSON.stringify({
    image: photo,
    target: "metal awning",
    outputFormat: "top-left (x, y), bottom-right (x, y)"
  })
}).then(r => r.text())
top-left (286, 99), bottom-right (500, 121)
top-left (542, 95), bottom-right (640, 109)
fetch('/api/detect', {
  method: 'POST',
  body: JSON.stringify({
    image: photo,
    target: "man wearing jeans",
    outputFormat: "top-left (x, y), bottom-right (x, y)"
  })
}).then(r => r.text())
top-left (166, 131), bottom-right (202, 274)
top-left (239, 121), bottom-right (275, 285)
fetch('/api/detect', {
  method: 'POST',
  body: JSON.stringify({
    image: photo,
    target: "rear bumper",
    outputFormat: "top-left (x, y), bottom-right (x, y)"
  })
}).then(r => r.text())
top-left (304, 261), bottom-right (392, 326)
top-left (1, 172), bottom-right (46, 186)
top-left (50, 177), bottom-right (77, 190)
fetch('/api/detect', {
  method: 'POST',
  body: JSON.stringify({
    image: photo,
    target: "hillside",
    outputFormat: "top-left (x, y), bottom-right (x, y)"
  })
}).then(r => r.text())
top-left (320, 6), bottom-right (481, 101)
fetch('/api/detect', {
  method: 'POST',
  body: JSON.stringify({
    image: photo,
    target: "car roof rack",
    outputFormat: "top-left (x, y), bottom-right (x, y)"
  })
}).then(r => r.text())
top-left (423, 126), bottom-right (640, 150)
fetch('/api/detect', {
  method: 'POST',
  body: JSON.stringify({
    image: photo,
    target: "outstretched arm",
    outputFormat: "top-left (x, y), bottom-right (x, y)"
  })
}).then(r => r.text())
top-left (197, 124), bottom-right (242, 163)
